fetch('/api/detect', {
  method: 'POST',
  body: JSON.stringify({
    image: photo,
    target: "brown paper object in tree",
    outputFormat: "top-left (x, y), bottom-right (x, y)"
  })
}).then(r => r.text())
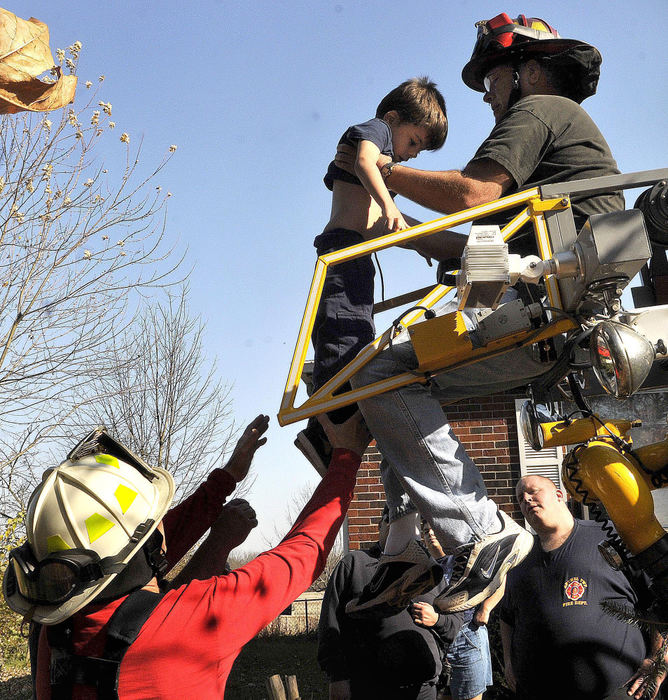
top-left (0, 8), bottom-right (77, 114)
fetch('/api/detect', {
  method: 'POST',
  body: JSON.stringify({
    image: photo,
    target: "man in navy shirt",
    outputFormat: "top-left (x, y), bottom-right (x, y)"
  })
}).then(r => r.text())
top-left (501, 475), bottom-right (667, 699)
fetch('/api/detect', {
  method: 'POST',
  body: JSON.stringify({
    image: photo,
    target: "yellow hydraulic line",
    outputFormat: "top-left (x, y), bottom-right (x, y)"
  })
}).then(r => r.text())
top-left (635, 438), bottom-right (668, 475)
top-left (564, 439), bottom-right (665, 554)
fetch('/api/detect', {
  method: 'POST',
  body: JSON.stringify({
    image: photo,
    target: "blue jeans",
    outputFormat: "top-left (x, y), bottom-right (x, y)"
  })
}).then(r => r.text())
top-left (446, 621), bottom-right (493, 700)
top-left (350, 297), bottom-right (554, 551)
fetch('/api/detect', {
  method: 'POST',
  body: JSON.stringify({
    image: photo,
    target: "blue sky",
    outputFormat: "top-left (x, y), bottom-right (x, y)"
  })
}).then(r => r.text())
top-left (16, 0), bottom-right (668, 551)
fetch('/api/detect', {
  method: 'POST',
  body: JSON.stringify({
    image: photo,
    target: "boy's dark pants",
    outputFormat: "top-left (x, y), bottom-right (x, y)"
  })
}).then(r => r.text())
top-left (312, 229), bottom-right (375, 423)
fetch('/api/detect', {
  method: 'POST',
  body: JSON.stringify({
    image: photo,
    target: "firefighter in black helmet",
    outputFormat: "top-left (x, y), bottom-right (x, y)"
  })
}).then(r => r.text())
top-left (335, 12), bottom-right (622, 261)
top-left (330, 13), bottom-right (627, 620)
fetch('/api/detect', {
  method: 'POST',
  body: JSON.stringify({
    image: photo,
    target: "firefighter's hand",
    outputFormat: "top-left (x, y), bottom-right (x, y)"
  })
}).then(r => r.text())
top-left (335, 144), bottom-right (393, 177)
top-left (210, 498), bottom-right (258, 549)
top-left (410, 601), bottom-right (439, 627)
top-left (334, 143), bottom-right (356, 174)
top-left (624, 657), bottom-right (666, 699)
top-left (317, 411), bottom-right (371, 459)
top-left (224, 414), bottom-right (269, 482)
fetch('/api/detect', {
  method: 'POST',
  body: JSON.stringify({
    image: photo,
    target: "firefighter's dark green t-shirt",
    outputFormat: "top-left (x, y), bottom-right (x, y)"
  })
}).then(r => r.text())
top-left (469, 94), bottom-right (624, 254)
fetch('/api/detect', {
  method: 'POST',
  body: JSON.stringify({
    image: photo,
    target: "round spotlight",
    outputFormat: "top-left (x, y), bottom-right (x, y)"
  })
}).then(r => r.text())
top-left (519, 401), bottom-right (544, 450)
top-left (590, 322), bottom-right (655, 398)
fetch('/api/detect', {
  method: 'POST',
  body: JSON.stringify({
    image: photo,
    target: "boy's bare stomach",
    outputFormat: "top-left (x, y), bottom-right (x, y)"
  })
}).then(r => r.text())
top-left (323, 181), bottom-right (389, 240)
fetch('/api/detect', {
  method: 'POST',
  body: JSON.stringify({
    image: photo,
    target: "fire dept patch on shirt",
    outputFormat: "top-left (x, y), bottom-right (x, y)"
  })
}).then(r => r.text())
top-left (563, 576), bottom-right (587, 606)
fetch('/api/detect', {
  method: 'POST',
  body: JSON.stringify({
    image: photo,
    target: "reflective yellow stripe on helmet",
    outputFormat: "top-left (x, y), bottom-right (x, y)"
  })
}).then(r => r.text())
top-left (47, 534), bottom-right (71, 553)
top-left (95, 454), bottom-right (119, 468)
top-left (85, 513), bottom-right (115, 543)
top-left (114, 484), bottom-right (137, 514)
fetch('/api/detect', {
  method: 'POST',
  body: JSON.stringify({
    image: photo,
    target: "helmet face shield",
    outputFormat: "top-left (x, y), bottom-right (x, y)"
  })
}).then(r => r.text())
top-left (67, 427), bottom-right (157, 481)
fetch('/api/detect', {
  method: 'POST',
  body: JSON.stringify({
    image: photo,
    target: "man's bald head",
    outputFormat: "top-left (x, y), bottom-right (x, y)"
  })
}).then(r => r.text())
top-left (516, 475), bottom-right (558, 500)
top-left (516, 475), bottom-right (572, 537)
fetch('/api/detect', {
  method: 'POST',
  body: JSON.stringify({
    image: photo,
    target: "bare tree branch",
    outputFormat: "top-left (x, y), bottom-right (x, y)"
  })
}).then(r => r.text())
top-left (0, 50), bottom-right (182, 513)
top-left (73, 286), bottom-right (238, 501)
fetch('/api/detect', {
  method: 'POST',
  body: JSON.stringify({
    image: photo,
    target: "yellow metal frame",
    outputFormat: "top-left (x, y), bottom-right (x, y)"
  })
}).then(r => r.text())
top-left (278, 187), bottom-right (576, 426)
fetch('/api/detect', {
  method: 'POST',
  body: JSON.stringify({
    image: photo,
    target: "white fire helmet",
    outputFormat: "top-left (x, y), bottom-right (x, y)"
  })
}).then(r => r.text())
top-left (2, 428), bottom-right (174, 625)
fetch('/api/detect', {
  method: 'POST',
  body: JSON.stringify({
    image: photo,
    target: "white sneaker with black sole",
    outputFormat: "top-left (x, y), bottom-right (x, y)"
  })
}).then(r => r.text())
top-left (345, 539), bottom-right (444, 618)
top-left (434, 510), bottom-right (533, 612)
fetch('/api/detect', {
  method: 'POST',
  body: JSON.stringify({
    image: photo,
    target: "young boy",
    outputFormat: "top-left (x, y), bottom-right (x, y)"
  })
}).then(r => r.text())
top-left (296, 77), bottom-right (447, 474)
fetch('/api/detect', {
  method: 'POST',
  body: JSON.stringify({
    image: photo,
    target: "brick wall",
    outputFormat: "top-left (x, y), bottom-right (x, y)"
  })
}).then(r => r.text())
top-left (347, 440), bottom-right (386, 550)
top-left (347, 391), bottom-right (525, 551)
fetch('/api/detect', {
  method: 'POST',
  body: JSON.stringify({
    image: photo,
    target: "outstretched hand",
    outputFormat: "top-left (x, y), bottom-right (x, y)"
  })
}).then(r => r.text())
top-left (224, 414), bottom-right (269, 482)
top-left (210, 498), bottom-right (258, 549)
top-left (317, 411), bottom-right (371, 459)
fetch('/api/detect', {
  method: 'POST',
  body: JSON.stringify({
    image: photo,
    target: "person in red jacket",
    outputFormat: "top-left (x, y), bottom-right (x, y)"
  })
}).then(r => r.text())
top-left (4, 413), bottom-right (370, 698)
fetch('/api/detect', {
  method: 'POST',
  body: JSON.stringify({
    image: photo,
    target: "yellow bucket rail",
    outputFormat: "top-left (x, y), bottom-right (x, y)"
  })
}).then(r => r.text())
top-left (278, 187), bottom-right (576, 427)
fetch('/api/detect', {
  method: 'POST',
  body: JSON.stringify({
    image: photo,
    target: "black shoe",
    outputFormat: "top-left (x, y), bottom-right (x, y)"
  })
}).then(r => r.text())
top-left (345, 540), bottom-right (443, 618)
top-left (294, 418), bottom-right (332, 476)
top-left (434, 511), bottom-right (533, 612)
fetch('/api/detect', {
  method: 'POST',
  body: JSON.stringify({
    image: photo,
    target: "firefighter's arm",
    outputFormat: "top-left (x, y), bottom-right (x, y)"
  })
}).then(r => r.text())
top-left (162, 414), bottom-right (268, 564)
top-left (379, 158), bottom-right (510, 214)
top-left (400, 212), bottom-right (467, 263)
top-left (500, 619), bottom-right (517, 692)
top-left (335, 143), bottom-right (512, 214)
top-left (335, 144), bottom-right (486, 262)
top-left (205, 413), bottom-right (369, 649)
top-left (168, 499), bottom-right (257, 587)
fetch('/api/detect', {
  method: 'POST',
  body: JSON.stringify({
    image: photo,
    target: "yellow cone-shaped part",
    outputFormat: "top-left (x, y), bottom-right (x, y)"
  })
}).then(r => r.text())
top-left (563, 440), bottom-right (665, 554)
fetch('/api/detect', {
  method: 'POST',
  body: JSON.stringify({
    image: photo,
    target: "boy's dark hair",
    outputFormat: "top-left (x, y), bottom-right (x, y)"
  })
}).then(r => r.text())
top-left (375, 76), bottom-right (448, 150)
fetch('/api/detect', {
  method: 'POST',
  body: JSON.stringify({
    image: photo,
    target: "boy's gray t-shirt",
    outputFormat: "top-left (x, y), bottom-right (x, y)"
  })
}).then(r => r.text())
top-left (469, 95), bottom-right (624, 252)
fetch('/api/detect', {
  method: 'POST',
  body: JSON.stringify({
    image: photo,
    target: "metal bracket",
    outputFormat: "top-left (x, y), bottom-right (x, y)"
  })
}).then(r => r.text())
top-left (529, 196), bottom-right (571, 213)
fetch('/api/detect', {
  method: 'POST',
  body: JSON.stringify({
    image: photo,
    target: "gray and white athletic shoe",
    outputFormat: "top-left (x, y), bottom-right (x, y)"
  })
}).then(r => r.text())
top-left (434, 510), bottom-right (533, 612)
